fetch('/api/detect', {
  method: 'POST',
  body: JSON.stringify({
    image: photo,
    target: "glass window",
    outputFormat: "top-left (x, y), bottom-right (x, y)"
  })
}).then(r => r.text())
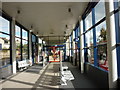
top-left (16, 38), bottom-right (21, 61)
top-left (85, 12), bottom-right (92, 30)
top-left (96, 21), bottom-right (108, 70)
top-left (22, 40), bottom-right (28, 60)
top-left (15, 25), bottom-right (21, 61)
top-left (0, 17), bottom-right (10, 67)
top-left (97, 44), bottom-right (108, 70)
top-left (86, 30), bottom-right (94, 64)
top-left (22, 29), bottom-right (28, 60)
top-left (86, 30), bottom-right (93, 47)
top-left (22, 29), bottom-right (28, 40)
top-left (0, 16), bottom-right (10, 34)
top-left (32, 35), bottom-right (36, 42)
top-left (95, 0), bottom-right (106, 23)
top-left (15, 25), bottom-right (21, 38)
top-left (96, 21), bottom-right (107, 44)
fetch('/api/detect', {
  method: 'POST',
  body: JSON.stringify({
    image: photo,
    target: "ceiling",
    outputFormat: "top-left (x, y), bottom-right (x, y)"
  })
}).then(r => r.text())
top-left (2, 2), bottom-right (89, 45)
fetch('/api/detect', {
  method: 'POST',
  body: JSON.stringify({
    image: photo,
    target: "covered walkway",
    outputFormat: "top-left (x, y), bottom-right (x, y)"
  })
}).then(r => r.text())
top-left (0, 0), bottom-right (120, 89)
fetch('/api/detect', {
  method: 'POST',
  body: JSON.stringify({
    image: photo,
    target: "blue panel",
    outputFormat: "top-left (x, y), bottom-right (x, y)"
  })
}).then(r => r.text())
top-left (77, 27), bottom-right (80, 49)
top-left (92, 8), bottom-right (98, 66)
top-left (114, 1), bottom-right (120, 77)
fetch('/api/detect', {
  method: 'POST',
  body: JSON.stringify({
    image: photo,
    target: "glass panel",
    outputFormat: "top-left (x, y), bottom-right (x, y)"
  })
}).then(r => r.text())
top-left (85, 12), bottom-right (92, 30)
top-left (98, 44), bottom-right (108, 71)
top-left (88, 46), bottom-right (94, 64)
top-left (32, 35), bottom-right (36, 42)
top-left (15, 25), bottom-right (21, 38)
top-left (22, 29), bottom-right (28, 40)
top-left (0, 33), bottom-right (10, 49)
top-left (0, 33), bottom-right (10, 66)
top-left (80, 20), bottom-right (84, 34)
top-left (86, 30), bottom-right (94, 64)
top-left (22, 40), bottom-right (28, 60)
top-left (95, 0), bottom-right (106, 23)
top-left (16, 38), bottom-right (21, 61)
top-left (86, 30), bottom-right (93, 47)
top-left (0, 16), bottom-right (10, 34)
top-left (96, 21), bottom-right (107, 44)
top-left (96, 20), bottom-right (108, 70)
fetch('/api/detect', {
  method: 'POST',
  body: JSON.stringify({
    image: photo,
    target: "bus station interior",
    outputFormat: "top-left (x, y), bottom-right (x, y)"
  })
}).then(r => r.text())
top-left (0, 0), bottom-right (120, 89)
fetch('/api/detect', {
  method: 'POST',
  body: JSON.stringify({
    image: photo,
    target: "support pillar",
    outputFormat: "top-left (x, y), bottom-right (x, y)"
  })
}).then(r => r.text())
top-left (11, 17), bottom-right (16, 74)
top-left (80, 20), bottom-right (85, 73)
top-left (29, 32), bottom-right (32, 65)
top-left (105, 0), bottom-right (118, 88)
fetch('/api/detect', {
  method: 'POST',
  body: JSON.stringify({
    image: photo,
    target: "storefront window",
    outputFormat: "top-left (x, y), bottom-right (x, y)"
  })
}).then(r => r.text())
top-left (0, 16), bottom-right (10, 67)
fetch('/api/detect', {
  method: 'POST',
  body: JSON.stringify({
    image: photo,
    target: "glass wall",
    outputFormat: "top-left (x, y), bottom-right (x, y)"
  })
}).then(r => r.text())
top-left (96, 21), bottom-right (108, 70)
top-left (83, 0), bottom-right (107, 70)
top-left (0, 16), bottom-right (11, 67)
top-left (15, 25), bottom-right (29, 61)
top-left (95, 1), bottom-right (108, 70)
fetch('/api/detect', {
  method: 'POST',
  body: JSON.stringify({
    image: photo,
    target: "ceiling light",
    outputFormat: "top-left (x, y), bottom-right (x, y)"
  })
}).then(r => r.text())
top-left (30, 30), bottom-right (33, 32)
top-left (68, 8), bottom-right (71, 13)
top-left (66, 24), bottom-right (68, 29)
